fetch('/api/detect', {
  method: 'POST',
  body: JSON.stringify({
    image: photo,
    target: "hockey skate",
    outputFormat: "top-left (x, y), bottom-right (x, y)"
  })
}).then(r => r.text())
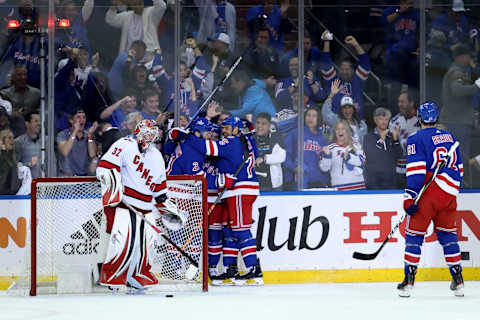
top-left (235, 258), bottom-right (264, 286)
top-left (450, 265), bottom-right (464, 297)
top-left (212, 264), bottom-right (238, 286)
top-left (209, 265), bottom-right (224, 286)
top-left (397, 265), bottom-right (417, 297)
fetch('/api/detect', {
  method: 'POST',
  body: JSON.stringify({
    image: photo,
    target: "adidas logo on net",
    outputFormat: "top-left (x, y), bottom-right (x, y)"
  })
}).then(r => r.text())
top-left (62, 210), bottom-right (102, 255)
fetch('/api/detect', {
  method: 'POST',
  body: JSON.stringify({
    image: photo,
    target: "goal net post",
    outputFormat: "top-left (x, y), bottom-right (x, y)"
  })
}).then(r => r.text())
top-left (10, 176), bottom-right (207, 296)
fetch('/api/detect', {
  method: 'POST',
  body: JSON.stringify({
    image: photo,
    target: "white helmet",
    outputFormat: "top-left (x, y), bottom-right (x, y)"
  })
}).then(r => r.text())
top-left (134, 119), bottom-right (159, 151)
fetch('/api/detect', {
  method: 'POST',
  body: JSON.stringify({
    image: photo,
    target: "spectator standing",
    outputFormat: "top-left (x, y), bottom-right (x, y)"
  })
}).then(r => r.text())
top-left (246, 0), bottom-right (293, 54)
top-left (108, 40), bottom-right (147, 100)
top-left (0, 128), bottom-right (31, 195)
top-left (431, 0), bottom-right (471, 57)
top-left (382, 0), bottom-right (419, 90)
top-left (389, 90), bottom-right (420, 187)
top-left (195, 0), bottom-right (236, 53)
top-left (140, 89), bottom-right (161, 121)
top-left (440, 45), bottom-right (480, 187)
top-left (254, 112), bottom-right (286, 191)
top-left (82, 71), bottom-right (115, 124)
top-left (0, 106), bottom-right (10, 131)
top-left (243, 28), bottom-right (280, 80)
top-left (320, 32), bottom-right (370, 117)
top-left (0, 65), bottom-right (40, 136)
top-left (275, 56), bottom-right (325, 105)
top-left (322, 80), bottom-right (367, 145)
top-left (99, 92), bottom-right (139, 129)
top-left (14, 111), bottom-right (42, 179)
top-left (0, 128), bottom-right (21, 194)
top-left (229, 70), bottom-right (276, 120)
top-left (56, 108), bottom-right (97, 176)
top-left (320, 120), bottom-right (366, 191)
top-left (121, 111), bottom-right (143, 136)
top-left (283, 107), bottom-right (329, 190)
top-left (105, 0), bottom-right (170, 54)
top-left (363, 107), bottom-right (402, 189)
top-left (57, 0), bottom-right (94, 52)
top-left (279, 32), bottom-right (322, 78)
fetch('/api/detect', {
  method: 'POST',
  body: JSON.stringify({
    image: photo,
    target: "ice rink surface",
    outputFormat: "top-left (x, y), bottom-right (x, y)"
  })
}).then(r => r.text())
top-left (1, 282), bottom-right (479, 320)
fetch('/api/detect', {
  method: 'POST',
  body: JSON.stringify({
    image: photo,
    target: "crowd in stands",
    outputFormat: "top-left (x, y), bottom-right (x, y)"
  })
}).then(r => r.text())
top-left (0, 0), bottom-right (479, 195)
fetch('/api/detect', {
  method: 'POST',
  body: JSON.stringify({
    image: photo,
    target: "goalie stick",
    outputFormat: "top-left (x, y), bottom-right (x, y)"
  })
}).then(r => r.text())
top-left (121, 201), bottom-right (200, 280)
top-left (352, 141), bottom-right (460, 261)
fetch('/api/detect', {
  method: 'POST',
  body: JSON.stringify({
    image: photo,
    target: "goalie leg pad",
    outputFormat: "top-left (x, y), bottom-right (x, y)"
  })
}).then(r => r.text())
top-left (208, 229), bottom-right (223, 266)
top-left (222, 227), bottom-right (238, 266)
top-left (132, 219), bottom-right (158, 287)
top-left (100, 169), bottom-right (123, 207)
top-left (403, 234), bottom-right (424, 274)
top-left (233, 229), bottom-right (257, 268)
top-left (100, 207), bottom-right (138, 287)
top-left (437, 231), bottom-right (462, 268)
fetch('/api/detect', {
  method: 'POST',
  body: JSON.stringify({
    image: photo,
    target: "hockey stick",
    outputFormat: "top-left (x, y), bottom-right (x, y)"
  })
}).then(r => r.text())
top-left (121, 201), bottom-right (199, 280)
top-left (178, 136), bottom-right (251, 254)
top-left (352, 141), bottom-right (460, 261)
top-left (185, 55), bottom-right (243, 130)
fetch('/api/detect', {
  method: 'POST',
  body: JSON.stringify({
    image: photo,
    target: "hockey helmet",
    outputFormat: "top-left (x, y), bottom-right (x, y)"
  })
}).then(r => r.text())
top-left (209, 122), bottom-right (221, 135)
top-left (191, 117), bottom-right (211, 135)
top-left (221, 116), bottom-right (243, 131)
top-left (417, 102), bottom-right (439, 124)
top-left (134, 119), bottom-right (159, 151)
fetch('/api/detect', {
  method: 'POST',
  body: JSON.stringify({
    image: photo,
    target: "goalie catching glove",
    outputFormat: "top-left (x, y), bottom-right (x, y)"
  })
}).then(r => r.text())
top-left (155, 196), bottom-right (186, 231)
top-left (99, 168), bottom-right (123, 207)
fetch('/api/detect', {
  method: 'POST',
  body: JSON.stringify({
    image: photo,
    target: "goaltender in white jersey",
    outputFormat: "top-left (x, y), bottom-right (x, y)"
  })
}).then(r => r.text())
top-left (96, 120), bottom-right (183, 293)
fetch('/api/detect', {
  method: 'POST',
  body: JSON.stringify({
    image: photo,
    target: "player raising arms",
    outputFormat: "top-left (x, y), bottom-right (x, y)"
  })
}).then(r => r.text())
top-left (96, 119), bottom-right (183, 293)
top-left (398, 102), bottom-right (464, 297)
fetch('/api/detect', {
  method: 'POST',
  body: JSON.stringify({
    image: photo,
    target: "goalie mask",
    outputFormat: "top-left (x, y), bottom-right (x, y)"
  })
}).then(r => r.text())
top-left (134, 119), bottom-right (159, 152)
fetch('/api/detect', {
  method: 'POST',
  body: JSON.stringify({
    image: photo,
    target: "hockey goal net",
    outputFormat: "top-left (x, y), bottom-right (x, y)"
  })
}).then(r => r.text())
top-left (10, 176), bottom-right (207, 295)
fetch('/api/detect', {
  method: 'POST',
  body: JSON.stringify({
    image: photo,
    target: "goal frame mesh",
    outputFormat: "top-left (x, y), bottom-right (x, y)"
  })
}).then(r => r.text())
top-left (29, 175), bottom-right (208, 296)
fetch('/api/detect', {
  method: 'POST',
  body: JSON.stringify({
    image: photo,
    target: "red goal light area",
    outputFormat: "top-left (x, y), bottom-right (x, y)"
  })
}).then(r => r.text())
top-left (7, 20), bottom-right (20, 29)
top-left (57, 18), bottom-right (70, 28)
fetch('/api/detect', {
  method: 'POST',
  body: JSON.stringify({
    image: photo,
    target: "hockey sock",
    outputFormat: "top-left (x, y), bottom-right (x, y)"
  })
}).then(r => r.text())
top-left (208, 228), bottom-right (223, 266)
top-left (232, 229), bottom-right (257, 268)
top-left (222, 228), bottom-right (238, 266)
top-left (436, 231), bottom-right (462, 275)
top-left (404, 234), bottom-right (424, 275)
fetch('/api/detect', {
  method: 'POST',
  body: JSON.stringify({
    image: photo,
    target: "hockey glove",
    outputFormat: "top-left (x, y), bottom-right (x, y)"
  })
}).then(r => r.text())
top-left (403, 198), bottom-right (419, 216)
top-left (217, 173), bottom-right (236, 189)
top-left (168, 127), bottom-right (189, 142)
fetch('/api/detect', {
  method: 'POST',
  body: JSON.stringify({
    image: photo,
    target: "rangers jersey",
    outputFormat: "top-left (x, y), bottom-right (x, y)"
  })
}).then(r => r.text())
top-left (165, 135), bottom-right (208, 176)
top-left (405, 128), bottom-right (463, 198)
top-left (204, 135), bottom-right (259, 198)
top-left (389, 112), bottom-right (421, 174)
top-left (97, 137), bottom-right (167, 211)
top-left (319, 142), bottom-right (366, 190)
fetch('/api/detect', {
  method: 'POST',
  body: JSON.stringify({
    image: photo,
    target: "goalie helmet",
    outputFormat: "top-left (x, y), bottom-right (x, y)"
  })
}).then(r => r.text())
top-left (134, 119), bottom-right (159, 151)
top-left (417, 102), bottom-right (439, 124)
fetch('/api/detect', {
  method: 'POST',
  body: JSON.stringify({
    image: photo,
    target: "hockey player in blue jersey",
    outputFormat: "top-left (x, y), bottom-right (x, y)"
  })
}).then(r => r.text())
top-left (398, 102), bottom-right (464, 297)
top-left (203, 116), bottom-right (263, 285)
top-left (165, 117), bottom-right (213, 175)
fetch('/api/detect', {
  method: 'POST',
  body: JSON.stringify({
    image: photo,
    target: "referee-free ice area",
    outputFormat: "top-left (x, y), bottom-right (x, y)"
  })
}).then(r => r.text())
top-left (1, 282), bottom-right (479, 320)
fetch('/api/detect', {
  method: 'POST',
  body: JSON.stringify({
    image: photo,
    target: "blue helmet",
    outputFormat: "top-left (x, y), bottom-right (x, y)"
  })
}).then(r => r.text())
top-left (417, 102), bottom-right (439, 124)
top-left (191, 117), bottom-right (211, 134)
top-left (221, 116), bottom-right (243, 131)
top-left (209, 122), bottom-right (221, 135)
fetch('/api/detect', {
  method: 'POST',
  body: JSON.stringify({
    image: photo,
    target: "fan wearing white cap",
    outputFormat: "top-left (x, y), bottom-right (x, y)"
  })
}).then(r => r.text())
top-left (322, 79), bottom-right (367, 145)
top-left (430, 0), bottom-right (470, 53)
